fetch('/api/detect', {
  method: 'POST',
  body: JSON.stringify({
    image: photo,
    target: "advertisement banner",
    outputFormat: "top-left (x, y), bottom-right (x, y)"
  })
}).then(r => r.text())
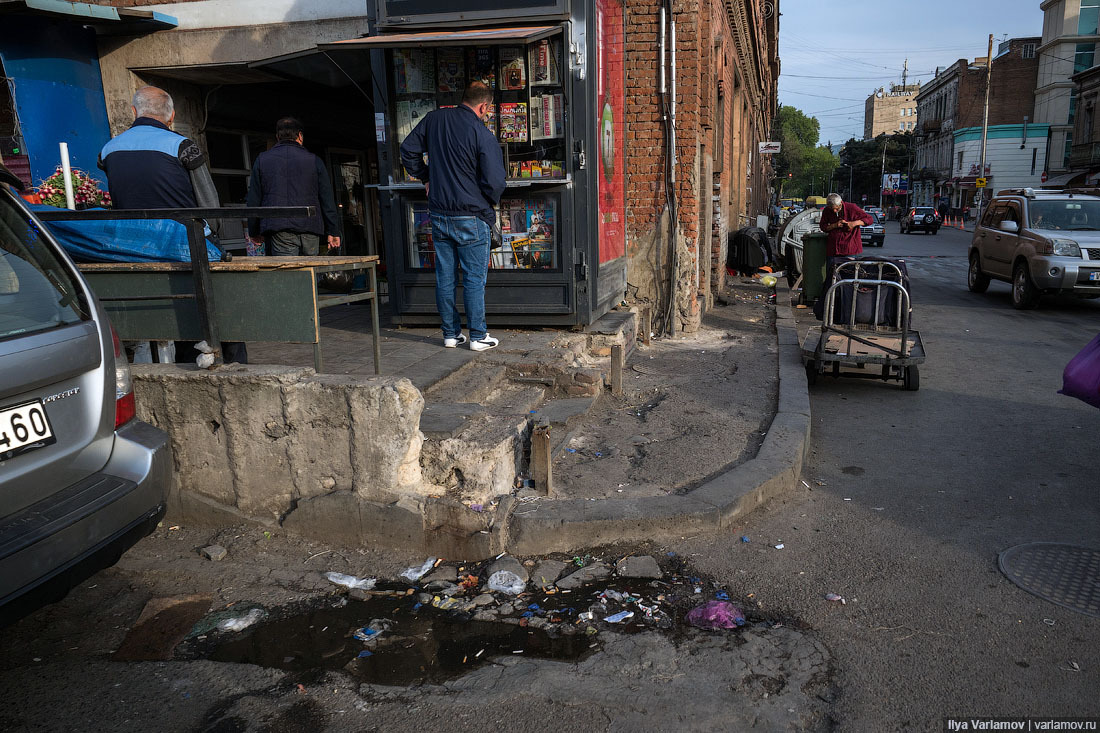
top-left (596, 0), bottom-right (625, 264)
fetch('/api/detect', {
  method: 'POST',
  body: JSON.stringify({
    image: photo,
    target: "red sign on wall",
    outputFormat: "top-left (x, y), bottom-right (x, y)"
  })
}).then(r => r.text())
top-left (596, 0), bottom-right (625, 264)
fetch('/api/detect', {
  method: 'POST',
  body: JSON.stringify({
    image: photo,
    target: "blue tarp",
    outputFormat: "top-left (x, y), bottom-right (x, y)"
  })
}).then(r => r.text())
top-left (30, 205), bottom-right (224, 263)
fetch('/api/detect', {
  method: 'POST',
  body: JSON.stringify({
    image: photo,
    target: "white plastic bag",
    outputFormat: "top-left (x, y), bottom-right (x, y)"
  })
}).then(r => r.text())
top-left (217, 608), bottom-right (265, 632)
top-left (325, 572), bottom-right (378, 591)
top-left (487, 570), bottom-right (526, 595)
top-left (400, 558), bottom-right (437, 582)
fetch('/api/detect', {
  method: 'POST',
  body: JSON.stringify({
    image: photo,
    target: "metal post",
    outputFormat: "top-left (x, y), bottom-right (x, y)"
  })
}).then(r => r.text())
top-left (184, 218), bottom-right (222, 365)
top-left (611, 344), bottom-right (623, 395)
top-left (369, 263), bottom-right (382, 375)
top-left (532, 422), bottom-right (552, 495)
top-left (59, 143), bottom-right (75, 211)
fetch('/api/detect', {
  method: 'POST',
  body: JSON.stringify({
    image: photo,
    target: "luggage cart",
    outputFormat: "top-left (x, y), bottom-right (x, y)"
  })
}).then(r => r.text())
top-left (801, 259), bottom-right (925, 391)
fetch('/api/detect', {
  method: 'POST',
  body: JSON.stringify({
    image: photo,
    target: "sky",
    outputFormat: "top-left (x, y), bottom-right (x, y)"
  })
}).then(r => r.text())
top-left (777, 0), bottom-right (1045, 147)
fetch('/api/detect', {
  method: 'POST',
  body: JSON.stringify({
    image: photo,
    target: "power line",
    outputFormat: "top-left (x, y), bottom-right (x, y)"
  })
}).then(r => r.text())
top-left (779, 89), bottom-right (867, 101)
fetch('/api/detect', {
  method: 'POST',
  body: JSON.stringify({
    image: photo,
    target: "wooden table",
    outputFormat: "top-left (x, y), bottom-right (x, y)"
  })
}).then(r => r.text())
top-left (78, 256), bottom-right (381, 373)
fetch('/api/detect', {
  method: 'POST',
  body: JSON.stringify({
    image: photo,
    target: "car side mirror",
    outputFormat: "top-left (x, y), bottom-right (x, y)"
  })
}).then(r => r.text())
top-left (999, 220), bottom-right (1019, 233)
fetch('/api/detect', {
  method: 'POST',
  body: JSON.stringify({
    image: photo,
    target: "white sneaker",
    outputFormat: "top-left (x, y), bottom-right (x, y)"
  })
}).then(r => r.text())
top-left (469, 334), bottom-right (499, 351)
top-left (443, 334), bottom-right (467, 348)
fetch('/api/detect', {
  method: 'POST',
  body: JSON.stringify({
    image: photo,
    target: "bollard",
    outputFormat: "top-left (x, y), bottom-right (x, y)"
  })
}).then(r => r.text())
top-left (532, 422), bottom-right (552, 495)
top-left (611, 344), bottom-right (623, 396)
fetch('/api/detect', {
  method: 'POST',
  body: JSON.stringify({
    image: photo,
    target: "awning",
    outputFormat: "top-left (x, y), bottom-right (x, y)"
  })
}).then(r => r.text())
top-left (1041, 171), bottom-right (1088, 188)
top-left (0, 0), bottom-right (177, 33)
top-left (317, 25), bottom-right (562, 50)
top-left (252, 25), bottom-right (561, 90)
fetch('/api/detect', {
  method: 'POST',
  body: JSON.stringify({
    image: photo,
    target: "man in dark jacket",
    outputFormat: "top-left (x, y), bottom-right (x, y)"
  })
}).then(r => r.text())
top-left (246, 117), bottom-right (340, 256)
top-left (99, 86), bottom-right (247, 364)
top-left (400, 82), bottom-right (506, 351)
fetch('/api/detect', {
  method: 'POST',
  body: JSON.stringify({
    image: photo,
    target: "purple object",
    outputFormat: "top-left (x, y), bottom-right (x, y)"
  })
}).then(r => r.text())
top-left (685, 601), bottom-right (746, 630)
top-left (1059, 333), bottom-right (1100, 409)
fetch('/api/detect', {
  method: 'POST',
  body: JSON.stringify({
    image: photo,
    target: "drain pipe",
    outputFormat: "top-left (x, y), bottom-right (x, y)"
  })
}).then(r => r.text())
top-left (657, 4), bottom-right (666, 334)
top-left (667, 4), bottom-right (679, 336)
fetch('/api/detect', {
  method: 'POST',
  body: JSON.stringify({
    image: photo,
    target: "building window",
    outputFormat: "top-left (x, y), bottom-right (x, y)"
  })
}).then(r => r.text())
top-left (1021, 43), bottom-right (1036, 59)
top-left (1070, 89), bottom-right (1079, 125)
top-left (1080, 0), bottom-right (1100, 36)
top-left (1065, 132), bottom-right (1074, 168)
top-left (1031, 147), bottom-right (1037, 175)
top-left (958, 151), bottom-right (964, 170)
top-left (1074, 43), bottom-right (1095, 74)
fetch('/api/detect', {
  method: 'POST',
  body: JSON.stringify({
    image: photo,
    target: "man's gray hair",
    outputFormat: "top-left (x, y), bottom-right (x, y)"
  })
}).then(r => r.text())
top-left (132, 86), bottom-right (174, 122)
top-left (826, 193), bottom-right (843, 207)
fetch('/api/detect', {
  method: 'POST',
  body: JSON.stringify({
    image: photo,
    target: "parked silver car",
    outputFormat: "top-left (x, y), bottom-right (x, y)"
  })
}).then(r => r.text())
top-left (0, 164), bottom-right (172, 621)
top-left (967, 188), bottom-right (1100, 309)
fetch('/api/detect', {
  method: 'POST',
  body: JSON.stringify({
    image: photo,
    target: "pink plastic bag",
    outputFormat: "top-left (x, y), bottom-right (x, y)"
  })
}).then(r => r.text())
top-left (1059, 333), bottom-right (1100, 409)
top-left (685, 601), bottom-right (745, 630)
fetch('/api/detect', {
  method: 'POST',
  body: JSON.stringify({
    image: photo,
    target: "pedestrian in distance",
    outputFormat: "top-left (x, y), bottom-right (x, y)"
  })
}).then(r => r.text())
top-left (99, 86), bottom-right (247, 364)
top-left (399, 81), bottom-right (507, 351)
top-left (246, 117), bottom-right (341, 257)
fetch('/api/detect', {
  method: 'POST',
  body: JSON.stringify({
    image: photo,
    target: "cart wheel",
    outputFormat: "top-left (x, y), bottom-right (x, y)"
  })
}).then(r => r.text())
top-left (903, 365), bottom-right (920, 391)
top-left (805, 360), bottom-right (819, 386)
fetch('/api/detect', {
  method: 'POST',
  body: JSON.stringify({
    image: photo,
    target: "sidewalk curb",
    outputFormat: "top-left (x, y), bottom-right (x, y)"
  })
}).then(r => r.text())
top-left (506, 280), bottom-right (811, 554)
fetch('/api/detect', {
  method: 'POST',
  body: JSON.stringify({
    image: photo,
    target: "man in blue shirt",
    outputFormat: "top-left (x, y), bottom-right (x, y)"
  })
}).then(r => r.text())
top-left (400, 82), bottom-right (507, 351)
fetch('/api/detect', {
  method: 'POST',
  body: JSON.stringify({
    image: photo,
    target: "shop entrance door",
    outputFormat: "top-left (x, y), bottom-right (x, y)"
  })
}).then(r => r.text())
top-left (327, 148), bottom-right (378, 257)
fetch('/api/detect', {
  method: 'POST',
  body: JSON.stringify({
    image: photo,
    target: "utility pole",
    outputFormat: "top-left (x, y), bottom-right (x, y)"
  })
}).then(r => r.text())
top-left (902, 58), bottom-right (908, 89)
top-left (879, 137), bottom-right (887, 208)
top-left (977, 33), bottom-right (993, 221)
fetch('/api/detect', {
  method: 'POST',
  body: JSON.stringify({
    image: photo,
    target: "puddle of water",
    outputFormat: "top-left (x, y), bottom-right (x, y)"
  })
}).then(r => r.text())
top-left (186, 593), bottom-right (594, 686)
top-left (182, 554), bottom-right (761, 686)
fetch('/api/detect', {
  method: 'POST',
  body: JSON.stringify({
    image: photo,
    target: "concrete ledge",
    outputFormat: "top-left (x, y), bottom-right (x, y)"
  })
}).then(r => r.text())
top-left (502, 279), bottom-right (811, 555)
top-left (133, 364), bottom-right (428, 524)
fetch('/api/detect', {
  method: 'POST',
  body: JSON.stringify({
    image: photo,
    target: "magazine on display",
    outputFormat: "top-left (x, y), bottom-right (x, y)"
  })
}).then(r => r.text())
top-left (499, 102), bottom-right (528, 143)
top-left (528, 39), bottom-right (561, 87)
top-left (467, 47), bottom-right (496, 89)
top-left (436, 49), bottom-right (465, 93)
top-left (394, 49), bottom-right (436, 94)
top-left (500, 47), bottom-right (527, 90)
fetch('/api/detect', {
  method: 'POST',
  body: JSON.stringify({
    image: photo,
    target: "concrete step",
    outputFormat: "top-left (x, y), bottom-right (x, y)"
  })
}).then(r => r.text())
top-left (422, 362), bottom-right (508, 404)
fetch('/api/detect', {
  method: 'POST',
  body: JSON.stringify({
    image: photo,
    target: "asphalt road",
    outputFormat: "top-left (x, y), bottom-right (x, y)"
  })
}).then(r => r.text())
top-left (680, 221), bottom-right (1100, 730)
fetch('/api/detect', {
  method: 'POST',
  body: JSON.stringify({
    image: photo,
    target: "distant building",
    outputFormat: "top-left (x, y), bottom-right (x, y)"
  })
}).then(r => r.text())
top-left (1066, 62), bottom-right (1100, 183)
top-left (864, 83), bottom-right (920, 139)
top-left (1034, 0), bottom-right (1100, 177)
top-left (913, 38), bottom-right (1040, 210)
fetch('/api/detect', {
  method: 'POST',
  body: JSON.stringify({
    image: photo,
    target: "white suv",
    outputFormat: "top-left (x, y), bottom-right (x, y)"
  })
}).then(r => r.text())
top-left (967, 188), bottom-right (1100, 308)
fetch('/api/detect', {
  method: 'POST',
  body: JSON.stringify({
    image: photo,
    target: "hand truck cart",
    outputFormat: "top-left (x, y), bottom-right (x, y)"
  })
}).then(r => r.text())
top-left (801, 258), bottom-right (925, 391)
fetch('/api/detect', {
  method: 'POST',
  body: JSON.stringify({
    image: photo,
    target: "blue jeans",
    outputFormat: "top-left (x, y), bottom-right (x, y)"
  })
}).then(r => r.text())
top-left (431, 214), bottom-right (490, 340)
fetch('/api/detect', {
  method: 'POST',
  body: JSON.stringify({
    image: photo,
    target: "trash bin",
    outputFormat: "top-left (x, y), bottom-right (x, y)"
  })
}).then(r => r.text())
top-left (801, 231), bottom-right (828, 302)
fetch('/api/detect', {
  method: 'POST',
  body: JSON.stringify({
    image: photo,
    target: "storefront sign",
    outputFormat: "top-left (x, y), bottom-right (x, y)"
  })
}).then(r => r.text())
top-left (596, 0), bottom-right (625, 264)
top-left (758, 142), bottom-right (781, 154)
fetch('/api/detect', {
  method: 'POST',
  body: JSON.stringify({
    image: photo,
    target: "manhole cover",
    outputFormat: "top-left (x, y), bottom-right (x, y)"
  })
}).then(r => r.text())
top-left (998, 543), bottom-right (1100, 618)
top-left (632, 360), bottom-right (725, 377)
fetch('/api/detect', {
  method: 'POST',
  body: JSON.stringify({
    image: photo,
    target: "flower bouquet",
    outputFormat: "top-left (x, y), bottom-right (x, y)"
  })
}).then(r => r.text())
top-left (37, 166), bottom-right (111, 209)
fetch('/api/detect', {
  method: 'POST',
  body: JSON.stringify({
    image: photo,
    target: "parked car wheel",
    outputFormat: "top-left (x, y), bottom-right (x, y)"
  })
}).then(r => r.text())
top-left (967, 253), bottom-right (990, 293)
top-left (1011, 262), bottom-right (1042, 310)
top-left (930, 227), bottom-right (939, 235)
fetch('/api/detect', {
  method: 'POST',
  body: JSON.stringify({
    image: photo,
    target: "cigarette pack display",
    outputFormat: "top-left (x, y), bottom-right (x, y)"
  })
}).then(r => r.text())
top-left (436, 48), bottom-right (465, 92)
top-left (499, 102), bottom-right (528, 143)
top-left (500, 47), bottom-right (527, 90)
top-left (483, 103), bottom-right (498, 135)
top-left (467, 47), bottom-right (496, 89)
top-left (528, 39), bottom-right (561, 87)
top-left (394, 49), bottom-right (436, 94)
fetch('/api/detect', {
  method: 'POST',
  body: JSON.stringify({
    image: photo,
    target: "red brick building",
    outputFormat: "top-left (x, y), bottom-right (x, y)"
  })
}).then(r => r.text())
top-left (623, 0), bottom-right (779, 331)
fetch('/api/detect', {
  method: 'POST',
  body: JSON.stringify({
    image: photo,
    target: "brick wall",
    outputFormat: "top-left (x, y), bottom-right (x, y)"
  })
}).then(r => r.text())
top-left (989, 38), bottom-right (1040, 126)
top-left (623, 0), bottom-right (777, 331)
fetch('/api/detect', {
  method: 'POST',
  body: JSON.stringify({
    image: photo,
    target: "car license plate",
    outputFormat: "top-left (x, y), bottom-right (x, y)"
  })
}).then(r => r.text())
top-left (1090, 272), bottom-right (1100, 281)
top-left (0, 400), bottom-right (56, 459)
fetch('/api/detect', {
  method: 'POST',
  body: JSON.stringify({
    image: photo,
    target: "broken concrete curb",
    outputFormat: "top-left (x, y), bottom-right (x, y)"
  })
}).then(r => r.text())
top-left (506, 281), bottom-right (810, 555)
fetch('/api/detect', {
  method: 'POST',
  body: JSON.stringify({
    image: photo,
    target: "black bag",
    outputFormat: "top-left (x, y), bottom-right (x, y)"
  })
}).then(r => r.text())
top-left (727, 227), bottom-right (775, 274)
top-left (317, 241), bottom-right (355, 293)
top-left (815, 257), bottom-right (911, 325)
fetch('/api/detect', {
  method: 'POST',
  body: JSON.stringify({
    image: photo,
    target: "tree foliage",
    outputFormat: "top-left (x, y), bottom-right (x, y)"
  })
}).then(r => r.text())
top-left (836, 132), bottom-right (916, 206)
top-left (772, 105), bottom-right (836, 198)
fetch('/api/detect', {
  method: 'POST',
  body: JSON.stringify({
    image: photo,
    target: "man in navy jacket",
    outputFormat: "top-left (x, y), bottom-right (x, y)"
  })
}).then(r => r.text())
top-left (246, 118), bottom-right (341, 256)
top-left (400, 82), bottom-right (506, 351)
